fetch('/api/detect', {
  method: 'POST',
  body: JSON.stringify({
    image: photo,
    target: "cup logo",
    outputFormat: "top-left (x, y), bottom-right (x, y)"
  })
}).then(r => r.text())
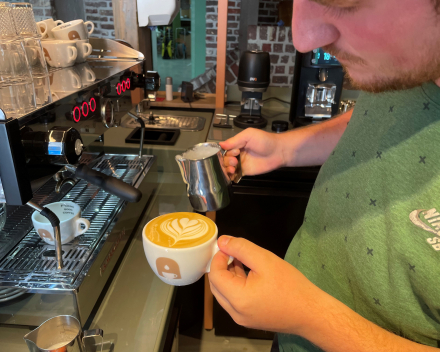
top-left (156, 258), bottom-right (181, 279)
top-left (43, 48), bottom-right (51, 61)
top-left (160, 217), bottom-right (209, 246)
top-left (38, 229), bottom-right (53, 241)
top-left (68, 30), bottom-right (80, 40)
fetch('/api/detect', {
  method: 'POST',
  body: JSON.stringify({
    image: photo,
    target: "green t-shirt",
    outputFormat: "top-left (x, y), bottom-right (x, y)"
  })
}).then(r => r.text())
top-left (279, 82), bottom-right (440, 351)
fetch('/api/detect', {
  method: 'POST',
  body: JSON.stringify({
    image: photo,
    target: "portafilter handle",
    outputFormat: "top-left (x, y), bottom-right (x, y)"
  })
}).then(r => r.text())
top-left (67, 164), bottom-right (142, 203)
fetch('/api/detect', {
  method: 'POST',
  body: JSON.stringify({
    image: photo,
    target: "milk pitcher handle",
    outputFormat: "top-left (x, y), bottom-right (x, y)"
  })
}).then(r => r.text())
top-left (222, 149), bottom-right (243, 183)
top-left (82, 329), bottom-right (104, 352)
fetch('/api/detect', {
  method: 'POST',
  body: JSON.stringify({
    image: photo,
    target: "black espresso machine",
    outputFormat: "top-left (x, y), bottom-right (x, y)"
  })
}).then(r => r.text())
top-left (290, 48), bottom-right (345, 126)
top-left (0, 38), bottom-right (160, 327)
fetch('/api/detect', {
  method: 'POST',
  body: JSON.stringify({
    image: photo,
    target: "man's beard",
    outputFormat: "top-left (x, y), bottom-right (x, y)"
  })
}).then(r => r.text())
top-left (322, 44), bottom-right (440, 93)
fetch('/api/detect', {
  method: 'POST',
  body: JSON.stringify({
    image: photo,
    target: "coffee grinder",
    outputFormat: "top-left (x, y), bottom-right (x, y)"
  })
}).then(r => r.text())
top-left (290, 48), bottom-right (344, 126)
top-left (234, 51), bottom-right (271, 129)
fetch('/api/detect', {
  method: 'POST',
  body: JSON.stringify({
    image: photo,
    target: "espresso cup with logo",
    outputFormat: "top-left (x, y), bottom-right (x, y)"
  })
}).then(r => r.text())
top-left (37, 18), bottom-right (64, 39)
top-left (52, 19), bottom-right (94, 41)
top-left (42, 40), bottom-right (77, 68)
top-left (143, 212), bottom-right (233, 286)
top-left (32, 202), bottom-right (90, 246)
top-left (75, 39), bottom-right (93, 64)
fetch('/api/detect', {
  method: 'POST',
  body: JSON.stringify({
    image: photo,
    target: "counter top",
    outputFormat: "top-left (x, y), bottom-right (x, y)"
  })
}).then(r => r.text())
top-left (207, 106), bottom-right (292, 143)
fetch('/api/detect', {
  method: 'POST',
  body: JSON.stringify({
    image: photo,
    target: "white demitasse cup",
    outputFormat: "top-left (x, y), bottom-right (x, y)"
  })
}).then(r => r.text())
top-left (52, 19), bottom-right (94, 41)
top-left (42, 40), bottom-right (77, 68)
top-left (37, 18), bottom-right (64, 39)
top-left (32, 201), bottom-right (90, 246)
top-left (75, 39), bottom-right (93, 64)
top-left (143, 213), bottom-right (233, 286)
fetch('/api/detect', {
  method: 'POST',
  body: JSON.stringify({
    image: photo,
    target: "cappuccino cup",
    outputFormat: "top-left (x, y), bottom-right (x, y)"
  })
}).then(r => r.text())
top-left (32, 202), bottom-right (90, 246)
top-left (42, 40), bottom-right (77, 68)
top-left (143, 212), bottom-right (233, 286)
top-left (37, 18), bottom-right (64, 39)
top-left (52, 19), bottom-right (94, 41)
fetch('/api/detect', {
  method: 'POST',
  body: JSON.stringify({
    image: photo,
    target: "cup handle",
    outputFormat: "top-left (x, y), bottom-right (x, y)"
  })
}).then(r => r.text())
top-left (68, 46), bottom-right (78, 63)
top-left (54, 20), bottom-right (64, 26)
top-left (206, 241), bottom-right (234, 273)
top-left (85, 21), bottom-right (95, 35)
top-left (38, 22), bottom-right (48, 37)
top-left (82, 329), bottom-right (104, 352)
top-left (76, 218), bottom-right (90, 236)
top-left (221, 149), bottom-right (243, 183)
top-left (83, 43), bottom-right (93, 56)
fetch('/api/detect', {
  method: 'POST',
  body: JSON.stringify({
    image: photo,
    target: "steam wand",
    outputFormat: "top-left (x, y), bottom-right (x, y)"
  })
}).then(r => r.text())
top-left (26, 201), bottom-right (63, 269)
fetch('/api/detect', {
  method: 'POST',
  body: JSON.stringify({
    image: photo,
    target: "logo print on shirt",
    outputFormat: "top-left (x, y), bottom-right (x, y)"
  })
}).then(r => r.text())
top-left (409, 208), bottom-right (440, 251)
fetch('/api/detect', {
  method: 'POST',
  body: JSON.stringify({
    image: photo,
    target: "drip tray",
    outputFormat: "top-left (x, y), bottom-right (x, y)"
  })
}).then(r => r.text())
top-left (125, 128), bottom-right (180, 146)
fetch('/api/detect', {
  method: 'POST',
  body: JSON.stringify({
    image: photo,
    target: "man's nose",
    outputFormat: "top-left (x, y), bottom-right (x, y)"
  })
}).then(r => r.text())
top-left (292, 0), bottom-right (339, 53)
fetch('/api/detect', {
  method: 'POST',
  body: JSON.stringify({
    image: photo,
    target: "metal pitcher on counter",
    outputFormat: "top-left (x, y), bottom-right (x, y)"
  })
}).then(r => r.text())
top-left (24, 315), bottom-right (103, 352)
top-left (176, 142), bottom-right (242, 212)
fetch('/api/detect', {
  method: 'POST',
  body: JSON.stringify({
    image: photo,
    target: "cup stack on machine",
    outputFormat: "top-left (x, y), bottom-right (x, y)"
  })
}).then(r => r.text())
top-left (40, 19), bottom-right (94, 67)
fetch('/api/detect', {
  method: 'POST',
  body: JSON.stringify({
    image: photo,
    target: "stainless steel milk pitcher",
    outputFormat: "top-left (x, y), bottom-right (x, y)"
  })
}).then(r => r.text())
top-left (24, 315), bottom-right (103, 352)
top-left (176, 142), bottom-right (242, 212)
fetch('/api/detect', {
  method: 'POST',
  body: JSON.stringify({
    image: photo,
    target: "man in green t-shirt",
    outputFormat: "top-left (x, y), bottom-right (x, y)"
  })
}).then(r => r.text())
top-left (208, 0), bottom-right (440, 351)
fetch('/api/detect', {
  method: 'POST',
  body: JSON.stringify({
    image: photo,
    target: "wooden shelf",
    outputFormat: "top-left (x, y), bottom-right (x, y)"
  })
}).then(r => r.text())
top-left (148, 91), bottom-right (217, 109)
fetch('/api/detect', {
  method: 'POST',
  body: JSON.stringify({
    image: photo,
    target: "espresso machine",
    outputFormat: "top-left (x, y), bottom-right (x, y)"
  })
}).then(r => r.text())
top-left (234, 50), bottom-right (271, 129)
top-left (290, 48), bottom-right (344, 125)
top-left (0, 38), bottom-right (160, 327)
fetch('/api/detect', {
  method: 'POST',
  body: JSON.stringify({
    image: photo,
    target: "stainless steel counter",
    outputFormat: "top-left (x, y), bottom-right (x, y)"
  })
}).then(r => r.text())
top-left (207, 106), bottom-right (291, 143)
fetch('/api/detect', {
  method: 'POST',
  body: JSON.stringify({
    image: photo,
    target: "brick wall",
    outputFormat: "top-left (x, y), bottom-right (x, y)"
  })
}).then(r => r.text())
top-left (248, 25), bottom-right (295, 87)
top-left (28, 0), bottom-right (55, 22)
top-left (84, 0), bottom-right (115, 39)
top-left (206, 0), bottom-right (241, 71)
top-left (258, 0), bottom-right (279, 25)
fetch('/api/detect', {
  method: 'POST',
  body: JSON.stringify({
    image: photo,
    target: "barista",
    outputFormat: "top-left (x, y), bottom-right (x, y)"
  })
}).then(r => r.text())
top-left (208, 0), bottom-right (440, 351)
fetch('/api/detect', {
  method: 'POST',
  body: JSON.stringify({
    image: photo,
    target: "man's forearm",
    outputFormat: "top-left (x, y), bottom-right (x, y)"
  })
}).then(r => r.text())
top-left (297, 288), bottom-right (437, 352)
top-left (281, 109), bottom-right (353, 167)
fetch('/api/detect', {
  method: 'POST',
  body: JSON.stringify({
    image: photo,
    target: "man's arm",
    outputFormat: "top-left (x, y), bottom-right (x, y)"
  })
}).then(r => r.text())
top-left (220, 109), bottom-right (353, 176)
top-left (300, 288), bottom-right (437, 352)
top-left (209, 237), bottom-right (438, 352)
top-left (279, 108), bottom-right (353, 167)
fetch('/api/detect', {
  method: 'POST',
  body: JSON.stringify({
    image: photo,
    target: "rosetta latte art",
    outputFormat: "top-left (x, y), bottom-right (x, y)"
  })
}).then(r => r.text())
top-left (160, 218), bottom-right (209, 245)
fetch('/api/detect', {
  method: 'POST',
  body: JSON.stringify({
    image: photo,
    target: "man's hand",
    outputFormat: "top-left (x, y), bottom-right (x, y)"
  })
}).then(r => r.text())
top-left (209, 236), bottom-right (439, 352)
top-left (219, 128), bottom-right (286, 178)
top-left (208, 236), bottom-right (321, 334)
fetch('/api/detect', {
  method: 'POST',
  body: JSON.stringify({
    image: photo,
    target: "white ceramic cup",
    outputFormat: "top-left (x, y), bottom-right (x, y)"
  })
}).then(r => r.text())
top-left (32, 201), bottom-right (90, 246)
top-left (52, 19), bottom-right (94, 41)
top-left (143, 214), bottom-right (233, 286)
top-left (50, 67), bottom-right (82, 92)
top-left (42, 40), bottom-right (77, 68)
top-left (75, 39), bottom-right (93, 64)
top-left (37, 18), bottom-right (64, 39)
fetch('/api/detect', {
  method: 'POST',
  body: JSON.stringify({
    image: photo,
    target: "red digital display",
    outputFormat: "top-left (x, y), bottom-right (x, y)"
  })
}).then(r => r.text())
top-left (90, 97), bottom-right (96, 112)
top-left (82, 101), bottom-right (89, 117)
top-left (72, 97), bottom-right (98, 122)
top-left (73, 106), bottom-right (81, 122)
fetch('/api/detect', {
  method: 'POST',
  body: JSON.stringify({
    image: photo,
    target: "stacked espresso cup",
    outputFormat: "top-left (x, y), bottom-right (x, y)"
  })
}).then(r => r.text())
top-left (39, 18), bottom-right (94, 68)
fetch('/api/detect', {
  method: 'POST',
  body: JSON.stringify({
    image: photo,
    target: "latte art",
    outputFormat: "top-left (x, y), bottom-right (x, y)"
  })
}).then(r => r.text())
top-left (160, 218), bottom-right (209, 244)
top-left (145, 212), bottom-right (217, 248)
